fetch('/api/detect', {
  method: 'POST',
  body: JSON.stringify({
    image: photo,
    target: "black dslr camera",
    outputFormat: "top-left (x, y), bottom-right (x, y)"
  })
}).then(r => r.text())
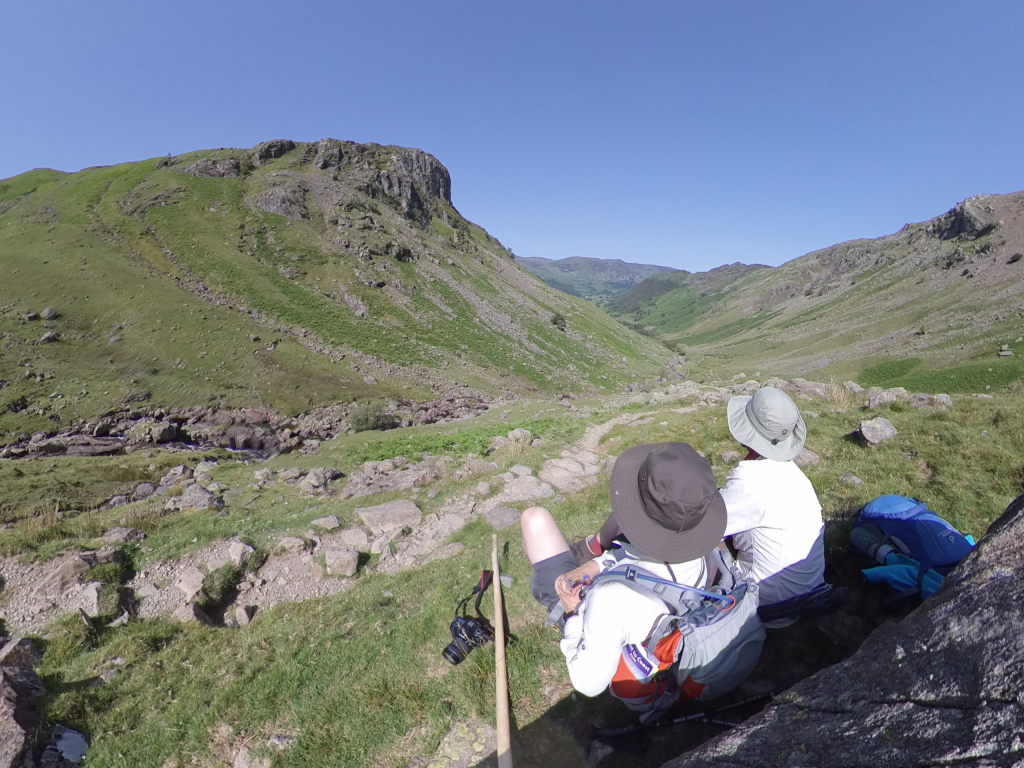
top-left (443, 614), bottom-right (495, 665)
top-left (443, 570), bottom-right (504, 665)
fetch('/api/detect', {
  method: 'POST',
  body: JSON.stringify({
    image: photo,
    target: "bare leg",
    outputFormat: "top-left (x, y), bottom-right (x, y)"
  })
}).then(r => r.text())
top-left (520, 506), bottom-right (571, 564)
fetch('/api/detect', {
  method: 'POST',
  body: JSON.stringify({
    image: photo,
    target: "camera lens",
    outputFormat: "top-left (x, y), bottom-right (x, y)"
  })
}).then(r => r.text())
top-left (442, 637), bottom-right (470, 665)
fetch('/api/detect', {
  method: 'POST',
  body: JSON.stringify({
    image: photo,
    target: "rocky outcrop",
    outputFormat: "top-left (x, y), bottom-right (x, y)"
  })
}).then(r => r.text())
top-left (662, 494), bottom-right (1024, 768)
top-left (251, 139), bottom-right (296, 165)
top-left (184, 158), bottom-right (242, 178)
top-left (932, 196), bottom-right (1003, 241)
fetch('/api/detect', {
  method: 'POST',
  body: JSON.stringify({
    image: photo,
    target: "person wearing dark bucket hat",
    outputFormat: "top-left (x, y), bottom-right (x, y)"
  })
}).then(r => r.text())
top-left (719, 386), bottom-right (826, 614)
top-left (519, 441), bottom-right (730, 703)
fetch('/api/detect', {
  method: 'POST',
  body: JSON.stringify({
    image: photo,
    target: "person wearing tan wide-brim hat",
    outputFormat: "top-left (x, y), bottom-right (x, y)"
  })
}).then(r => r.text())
top-left (720, 386), bottom-right (826, 614)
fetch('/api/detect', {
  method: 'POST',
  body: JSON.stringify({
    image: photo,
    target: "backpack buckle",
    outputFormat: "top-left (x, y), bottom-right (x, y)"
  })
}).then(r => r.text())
top-left (625, 566), bottom-right (637, 581)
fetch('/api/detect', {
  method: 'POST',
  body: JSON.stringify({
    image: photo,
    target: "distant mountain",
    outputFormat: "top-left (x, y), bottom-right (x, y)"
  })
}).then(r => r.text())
top-left (0, 139), bottom-right (670, 440)
top-left (516, 256), bottom-right (677, 303)
top-left (609, 192), bottom-right (1024, 379)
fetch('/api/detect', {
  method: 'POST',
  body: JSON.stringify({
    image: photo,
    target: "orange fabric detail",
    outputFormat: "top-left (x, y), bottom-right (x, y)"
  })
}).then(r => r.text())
top-left (653, 631), bottom-right (682, 665)
top-left (610, 655), bottom-right (659, 702)
top-left (680, 676), bottom-right (706, 701)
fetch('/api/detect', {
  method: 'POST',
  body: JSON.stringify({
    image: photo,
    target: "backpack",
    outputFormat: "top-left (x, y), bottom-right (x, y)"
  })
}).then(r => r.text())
top-left (850, 494), bottom-right (975, 598)
top-left (582, 548), bottom-right (765, 723)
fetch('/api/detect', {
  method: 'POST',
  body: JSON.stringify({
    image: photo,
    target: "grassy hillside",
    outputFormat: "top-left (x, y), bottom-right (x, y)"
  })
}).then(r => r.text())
top-left (0, 140), bottom-right (670, 441)
top-left (608, 193), bottom-right (1024, 386)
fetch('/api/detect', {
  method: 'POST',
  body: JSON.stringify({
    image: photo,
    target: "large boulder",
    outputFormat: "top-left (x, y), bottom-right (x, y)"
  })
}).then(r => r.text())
top-left (0, 666), bottom-right (45, 768)
top-left (662, 494), bottom-right (1024, 768)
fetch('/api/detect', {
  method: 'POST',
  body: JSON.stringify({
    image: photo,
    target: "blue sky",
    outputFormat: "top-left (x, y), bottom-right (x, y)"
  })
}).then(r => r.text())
top-left (3, 1), bottom-right (1023, 271)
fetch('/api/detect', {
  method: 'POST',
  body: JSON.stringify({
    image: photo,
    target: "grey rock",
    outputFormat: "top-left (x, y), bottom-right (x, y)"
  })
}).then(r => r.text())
top-left (31, 554), bottom-right (92, 600)
top-left (164, 483), bottom-right (223, 513)
top-left (228, 541), bottom-right (255, 568)
top-left (0, 637), bottom-right (42, 669)
top-left (299, 467), bottom-right (342, 495)
top-left (793, 448), bottom-right (821, 467)
top-left (130, 483), bottom-right (156, 501)
top-left (324, 548), bottom-right (359, 577)
top-left (184, 157), bottom-right (241, 178)
top-left (662, 494), bottom-right (1024, 768)
top-left (310, 514), bottom-right (341, 531)
top-left (843, 380), bottom-right (864, 394)
top-left (356, 499), bottom-right (422, 534)
top-left (277, 537), bottom-right (308, 554)
top-left (0, 666), bottom-right (44, 768)
top-left (80, 582), bottom-right (103, 617)
top-left (172, 603), bottom-right (213, 625)
top-left (235, 605), bottom-right (255, 627)
top-left (507, 427), bottom-right (532, 443)
top-left (839, 473), bottom-right (864, 486)
top-left (101, 526), bottom-right (146, 543)
top-left (175, 566), bottom-right (206, 602)
top-left (38, 331), bottom-right (60, 344)
top-left (910, 393), bottom-right (953, 410)
top-left (332, 527), bottom-right (370, 552)
top-left (233, 745), bottom-right (271, 768)
top-left (252, 139), bottom-right (295, 164)
top-left (483, 505), bottom-right (520, 530)
top-left (277, 467), bottom-right (303, 482)
top-left (159, 465), bottom-right (193, 486)
top-left (859, 417), bottom-right (898, 446)
top-left (721, 451), bottom-right (741, 464)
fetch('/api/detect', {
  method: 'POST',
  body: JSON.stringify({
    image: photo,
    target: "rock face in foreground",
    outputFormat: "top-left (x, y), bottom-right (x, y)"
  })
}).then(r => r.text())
top-left (663, 494), bottom-right (1024, 768)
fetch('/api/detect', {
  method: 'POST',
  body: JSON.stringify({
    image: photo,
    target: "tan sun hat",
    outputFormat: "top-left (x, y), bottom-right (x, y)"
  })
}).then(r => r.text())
top-left (726, 386), bottom-right (806, 462)
top-left (609, 442), bottom-right (727, 563)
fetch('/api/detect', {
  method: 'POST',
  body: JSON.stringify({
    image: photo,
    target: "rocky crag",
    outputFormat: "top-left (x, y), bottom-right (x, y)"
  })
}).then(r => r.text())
top-left (663, 492), bottom-right (1024, 768)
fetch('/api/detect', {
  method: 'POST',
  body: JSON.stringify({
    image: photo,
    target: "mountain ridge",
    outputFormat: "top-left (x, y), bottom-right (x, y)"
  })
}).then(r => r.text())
top-left (515, 255), bottom-right (677, 303)
top-left (0, 139), bottom-right (671, 442)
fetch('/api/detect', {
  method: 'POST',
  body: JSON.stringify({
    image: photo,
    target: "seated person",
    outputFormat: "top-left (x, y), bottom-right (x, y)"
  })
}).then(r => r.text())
top-left (720, 386), bottom-right (825, 609)
top-left (520, 442), bottom-right (728, 706)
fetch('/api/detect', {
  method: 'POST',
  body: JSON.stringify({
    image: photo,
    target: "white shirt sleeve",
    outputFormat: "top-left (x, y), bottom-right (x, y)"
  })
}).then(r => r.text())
top-left (720, 463), bottom-right (766, 536)
top-left (558, 588), bottom-right (632, 697)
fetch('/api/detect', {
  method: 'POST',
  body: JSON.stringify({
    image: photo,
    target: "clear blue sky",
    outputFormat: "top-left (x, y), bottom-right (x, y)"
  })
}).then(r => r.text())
top-left (3, 1), bottom-right (1023, 271)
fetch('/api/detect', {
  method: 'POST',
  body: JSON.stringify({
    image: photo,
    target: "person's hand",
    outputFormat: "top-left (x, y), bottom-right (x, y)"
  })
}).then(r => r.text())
top-left (554, 560), bottom-right (599, 613)
top-left (554, 572), bottom-right (583, 613)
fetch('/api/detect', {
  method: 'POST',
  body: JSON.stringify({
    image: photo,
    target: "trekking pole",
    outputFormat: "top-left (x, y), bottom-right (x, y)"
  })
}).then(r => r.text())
top-left (492, 534), bottom-right (513, 768)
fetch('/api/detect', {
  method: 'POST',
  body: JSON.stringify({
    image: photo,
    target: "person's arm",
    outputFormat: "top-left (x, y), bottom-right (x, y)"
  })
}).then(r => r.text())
top-left (719, 464), bottom-right (766, 536)
top-left (559, 587), bottom-right (628, 697)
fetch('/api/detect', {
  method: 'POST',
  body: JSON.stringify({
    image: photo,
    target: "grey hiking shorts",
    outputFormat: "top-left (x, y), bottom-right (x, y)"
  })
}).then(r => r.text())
top-left (530, 549), bottom-right (582, 626)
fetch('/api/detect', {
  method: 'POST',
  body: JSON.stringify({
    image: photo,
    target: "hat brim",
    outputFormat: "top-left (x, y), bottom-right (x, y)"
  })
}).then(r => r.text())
top-left (609, 442), bottom-right (727, 564)
top-left (727, 396), bottom-right (807, 461)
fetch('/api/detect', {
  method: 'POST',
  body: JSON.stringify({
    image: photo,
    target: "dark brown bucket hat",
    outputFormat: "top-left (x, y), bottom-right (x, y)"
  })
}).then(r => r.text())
top-left (609, 441), bottom-right (727, 563)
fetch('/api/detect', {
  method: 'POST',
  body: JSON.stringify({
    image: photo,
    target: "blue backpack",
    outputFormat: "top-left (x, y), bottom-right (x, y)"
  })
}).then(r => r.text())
top-left (850, 495), bottom-right (975, 598)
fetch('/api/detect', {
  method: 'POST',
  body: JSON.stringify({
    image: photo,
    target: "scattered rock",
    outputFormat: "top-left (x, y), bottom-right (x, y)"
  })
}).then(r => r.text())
top-left (324, 548), bottom-right (359, 577)
top-left (175, 566), bottom-right (206, 602)
top-left (331, 527), bottom-right (370, 552)
top-left (910, 393), bottom-right (953, 409)
top-left (867, 387), bottom-right (909, 409)
top-left (722, 451), bottom-right (741, 464)
top-left (277, 537), bottom-right (308, 554)
top-left (793, 448), bottom-right (821, 467)
top-left (235, 605), bottom-right (256, 627)
top-left (164, 483), bottom-right (223, 513)
top-left (310, 515), bottom-right (341, 531)
top-left (299, 467), bottom-right (343, 496)
top-left (843, 381), bottom-right (864, 394)
top-left (233, 744), bottom-right (270, 768)
top-left (80, 583), bottom-right (103, 617)
top-left (228, 541), bottom-right (255, 569)
top-left (839, 473), bottom-right (864, 486)
top-left (172, 603), bottom-right (213, 625)
top-left (101, 527), bottom-right (146, 543)
top-left (0, 637), bottom-right (42, 669)
top-left (483, 505), bottom-right (520, 530)
top-left (31, 554), bottom-right (92, 601)
top-left (356, 499), bottom-right (422, 535)
top-left (0, 666), bottom-right (44, 768)
top-left (858, 417), bottom-right (898, 446)
top-left (38, 331), bottom-right (60, 344)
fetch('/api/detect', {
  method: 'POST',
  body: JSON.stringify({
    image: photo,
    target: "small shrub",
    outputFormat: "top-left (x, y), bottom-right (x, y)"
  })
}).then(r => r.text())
top-left (349, 401), bottom-right (398, 432)
top-left (551, 312), bottom-right (567, 330)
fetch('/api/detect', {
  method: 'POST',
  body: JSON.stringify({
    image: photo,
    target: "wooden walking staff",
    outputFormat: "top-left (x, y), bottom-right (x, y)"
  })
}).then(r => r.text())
top-left (492, 534), bottom-right (513, 767)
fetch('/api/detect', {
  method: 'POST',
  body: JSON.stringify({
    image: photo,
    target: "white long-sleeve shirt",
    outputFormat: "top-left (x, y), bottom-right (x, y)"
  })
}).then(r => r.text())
top-left (719, 458), bottom-right (824, 605)
top-left (559, 545), bottom-right (710, 697)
